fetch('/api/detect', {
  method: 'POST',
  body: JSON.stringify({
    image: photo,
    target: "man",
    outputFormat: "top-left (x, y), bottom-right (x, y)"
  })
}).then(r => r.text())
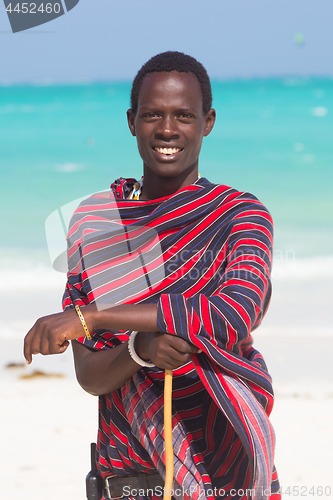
top-left (24, 51), bottom-right (280, 500)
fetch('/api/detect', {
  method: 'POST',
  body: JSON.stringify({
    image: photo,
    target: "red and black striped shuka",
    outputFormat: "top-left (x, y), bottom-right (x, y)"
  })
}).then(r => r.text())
top-left (63, 177), bottom-right (281, 500)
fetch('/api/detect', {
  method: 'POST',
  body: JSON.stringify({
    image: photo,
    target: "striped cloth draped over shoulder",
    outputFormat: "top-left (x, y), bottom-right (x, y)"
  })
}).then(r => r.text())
top-left (62, 177), bottom-right (281, 500)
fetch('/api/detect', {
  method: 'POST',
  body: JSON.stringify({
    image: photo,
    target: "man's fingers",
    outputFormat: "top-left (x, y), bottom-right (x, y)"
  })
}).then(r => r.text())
top-left (24, 309), bottom-right (81, 362)
top-left (166, 352), bottom-right (190, 366)
top-left (23, 336), bottom-right (31, 364)
top-left (30, 329), bottom-right (44, 357)
top-left (156, 347), bottom-right (191, 368)
top-left (40, 330), bottom-right (50, 356)
top-left (23, 325), bottom-right (38, 364)
top-left (24, 346), bottom-right (32, 364)
top-left (49, 336), bottom-right (69, 354)
top-left (150, 333), bottom-right (203, 369)
top-left (58, 340), bottom-right (70, 354)
top-left (168, 336), bottom-right (200, 354)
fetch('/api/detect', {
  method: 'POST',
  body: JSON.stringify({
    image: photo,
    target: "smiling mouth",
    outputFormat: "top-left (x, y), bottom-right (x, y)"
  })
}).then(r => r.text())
top-left (153, 147), bottom-right (183, 155)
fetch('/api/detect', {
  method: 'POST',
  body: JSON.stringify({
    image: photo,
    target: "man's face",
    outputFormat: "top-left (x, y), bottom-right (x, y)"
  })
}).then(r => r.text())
top-left (127, 71), bottom-right (215, 179)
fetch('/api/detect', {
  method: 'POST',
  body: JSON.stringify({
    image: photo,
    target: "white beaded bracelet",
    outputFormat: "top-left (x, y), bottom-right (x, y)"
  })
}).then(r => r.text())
top-left (127, 331), bottom-right (155, 367)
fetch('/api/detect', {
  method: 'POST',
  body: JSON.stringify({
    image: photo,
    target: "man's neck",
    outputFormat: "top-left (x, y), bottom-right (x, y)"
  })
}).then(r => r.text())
top-left (140, 165), bottom-right (199, 200)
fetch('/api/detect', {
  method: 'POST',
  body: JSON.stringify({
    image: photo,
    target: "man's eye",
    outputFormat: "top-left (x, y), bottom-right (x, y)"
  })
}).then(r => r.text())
top-left (143, 113), bottom-right (159, 119)
top-left (178, 113), bottom-right (193, 119)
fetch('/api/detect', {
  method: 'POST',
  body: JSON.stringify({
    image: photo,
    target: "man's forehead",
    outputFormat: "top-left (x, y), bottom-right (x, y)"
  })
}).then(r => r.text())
top-left (138, 71), bottom-right (203, 108)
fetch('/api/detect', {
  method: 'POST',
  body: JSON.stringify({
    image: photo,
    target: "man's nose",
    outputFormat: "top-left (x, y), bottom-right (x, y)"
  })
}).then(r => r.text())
top-left (155, 115), bottom-right (180, 140)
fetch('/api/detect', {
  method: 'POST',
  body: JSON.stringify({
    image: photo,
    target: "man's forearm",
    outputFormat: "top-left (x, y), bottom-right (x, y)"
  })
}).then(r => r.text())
top-left (72, 340), bottom-right (142, 396)
top-left (24, 302), bottom-right (197, 378)
top-left (85, 303), bottom-right (159, 334)
top-left (72, 328), bottom-right (199, 396)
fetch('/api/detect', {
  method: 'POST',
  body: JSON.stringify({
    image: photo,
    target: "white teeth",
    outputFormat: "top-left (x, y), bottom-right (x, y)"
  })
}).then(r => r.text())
top-left (155, 147), bottom-right (181, 155)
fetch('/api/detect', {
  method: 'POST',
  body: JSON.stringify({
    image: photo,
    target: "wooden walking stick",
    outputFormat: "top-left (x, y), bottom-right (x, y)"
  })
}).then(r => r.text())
top-left (163, 369), bottom-right (174, 500)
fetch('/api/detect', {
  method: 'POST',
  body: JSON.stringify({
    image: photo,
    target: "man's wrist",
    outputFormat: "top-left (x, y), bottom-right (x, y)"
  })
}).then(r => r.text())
top-left (135, 332), bottom-right (151, 362)
top-left (128, 332), bottom-right (155, 367)
top-left (80, 304), bottom-right (97, 333)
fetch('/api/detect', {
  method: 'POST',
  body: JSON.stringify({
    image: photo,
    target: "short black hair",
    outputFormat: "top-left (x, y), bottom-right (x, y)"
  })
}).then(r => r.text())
top-left (130, 51), bottom-right (212, 115)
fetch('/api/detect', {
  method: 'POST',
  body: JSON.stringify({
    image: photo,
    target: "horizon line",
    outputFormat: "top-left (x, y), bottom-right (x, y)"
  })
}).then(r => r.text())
top-left (1, 73), bottom-right (333, 87)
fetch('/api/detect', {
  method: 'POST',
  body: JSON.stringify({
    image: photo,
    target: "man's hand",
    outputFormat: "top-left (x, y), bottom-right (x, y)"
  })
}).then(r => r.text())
top-left (136, 332), bottom-right (201, 370)
top-left (24, 309), bottom-right (86, 364)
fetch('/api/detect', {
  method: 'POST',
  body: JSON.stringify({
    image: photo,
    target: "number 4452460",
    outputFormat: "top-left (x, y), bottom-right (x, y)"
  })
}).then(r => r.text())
top-left (281, 486), bottom-right (331, 496)
top-left (6, 3), bottom-right (61, 14)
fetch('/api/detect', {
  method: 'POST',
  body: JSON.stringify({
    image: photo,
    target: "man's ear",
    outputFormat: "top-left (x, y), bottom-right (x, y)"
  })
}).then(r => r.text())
top-left (203, 108), bottom-right (216, 137)
top-left (127, 109), bottom-right (136, 137)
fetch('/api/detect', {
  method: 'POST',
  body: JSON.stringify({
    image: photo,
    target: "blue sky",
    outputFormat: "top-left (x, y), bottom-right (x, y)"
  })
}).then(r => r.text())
top-left (1, 0), bottom-right (332, 83)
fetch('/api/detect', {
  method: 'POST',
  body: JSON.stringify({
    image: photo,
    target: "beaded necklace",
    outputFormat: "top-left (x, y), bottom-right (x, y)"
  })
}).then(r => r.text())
top-left (128, 174), bottom-right (201, 201)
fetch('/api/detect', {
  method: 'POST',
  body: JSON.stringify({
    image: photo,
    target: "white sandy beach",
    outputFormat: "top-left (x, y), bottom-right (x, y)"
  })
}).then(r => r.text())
top-left (1, 262), bottom-right (333, 500)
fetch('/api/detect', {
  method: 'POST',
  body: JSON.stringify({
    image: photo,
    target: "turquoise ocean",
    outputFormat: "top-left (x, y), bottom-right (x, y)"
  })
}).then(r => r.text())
top-left (1, 78), bottom-right (332, 340)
